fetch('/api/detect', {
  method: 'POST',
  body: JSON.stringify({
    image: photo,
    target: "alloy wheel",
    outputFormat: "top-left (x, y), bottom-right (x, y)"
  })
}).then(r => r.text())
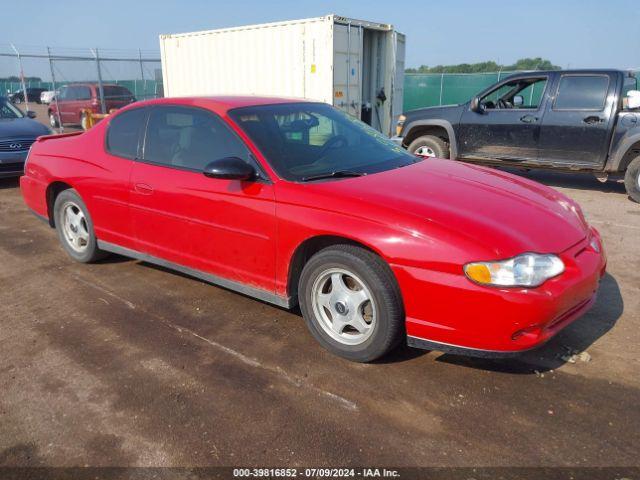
top-left (311, 268), bottom-right (377, 346)
top-left (61, 202), bottom-right (90, 252)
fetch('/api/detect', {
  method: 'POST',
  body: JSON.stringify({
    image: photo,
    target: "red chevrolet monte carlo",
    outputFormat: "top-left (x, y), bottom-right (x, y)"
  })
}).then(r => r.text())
top-left (20, 97), bottom-right (607, 362)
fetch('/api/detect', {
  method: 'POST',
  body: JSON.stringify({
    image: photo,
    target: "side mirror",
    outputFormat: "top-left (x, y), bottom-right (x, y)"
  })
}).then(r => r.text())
top-left (513, 95), bottom-right (524, 107)
top-left (26, 110), bottom-right (37, 119)
top-left (470, 96), bottom-right (484, 113)
top-left (203, 157), bottom-right (256, 181)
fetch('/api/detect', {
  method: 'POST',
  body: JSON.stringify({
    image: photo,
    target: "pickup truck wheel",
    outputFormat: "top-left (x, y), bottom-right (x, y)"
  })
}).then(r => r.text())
top-left (408, 135), bottom-right (449, 159)
top-left (298, 245), bottom-right (404, 362)
top-left (624, 156), bottom-right (640, 203)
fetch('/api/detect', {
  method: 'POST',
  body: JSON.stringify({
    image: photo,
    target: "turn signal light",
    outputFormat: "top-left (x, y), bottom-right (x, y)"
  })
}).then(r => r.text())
top-left (464, 264), bottom-right (491, 284)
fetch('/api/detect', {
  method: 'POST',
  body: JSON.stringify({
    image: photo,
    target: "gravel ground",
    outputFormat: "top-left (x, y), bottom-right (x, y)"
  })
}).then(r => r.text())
top-left (0, 166), bottom-right (638, 472)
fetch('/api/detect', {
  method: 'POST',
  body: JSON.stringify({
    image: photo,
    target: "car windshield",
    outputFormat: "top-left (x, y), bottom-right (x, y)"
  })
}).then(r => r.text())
top-left (0, 98), bottom-right (24, 119)
top-left (228, 102), bottom-right (420, 181)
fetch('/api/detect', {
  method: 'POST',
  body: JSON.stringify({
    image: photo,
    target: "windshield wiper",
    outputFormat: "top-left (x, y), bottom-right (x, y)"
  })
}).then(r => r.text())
top-left (301, 170), bottom-right (366, 182)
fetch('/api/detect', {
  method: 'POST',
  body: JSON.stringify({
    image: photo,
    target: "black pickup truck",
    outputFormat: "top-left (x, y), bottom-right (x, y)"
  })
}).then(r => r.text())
top-left (394, 70), bottom-right (640, 202)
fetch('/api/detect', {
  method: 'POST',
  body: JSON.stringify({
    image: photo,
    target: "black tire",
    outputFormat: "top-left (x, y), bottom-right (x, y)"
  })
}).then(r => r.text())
top-left (298, 245), bottom-right (404, 362)
top-left (407, 134), bottom-right (449, 158)
top-left (624, 156), bottom-right (640, 203)
top-left (49, 112), bottom-right (60, 128)
top-left (53, 189), bottom-right (107, 263)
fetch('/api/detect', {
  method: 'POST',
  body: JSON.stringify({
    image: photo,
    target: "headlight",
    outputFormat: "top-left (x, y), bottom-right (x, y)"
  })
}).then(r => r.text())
top-left (464, 253), bottom-right (565, 287)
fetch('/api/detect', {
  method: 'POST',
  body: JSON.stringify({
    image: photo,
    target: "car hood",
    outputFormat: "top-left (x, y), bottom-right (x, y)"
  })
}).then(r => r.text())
top-left (307, 160), bottom-right (589, 258)
top-left (0, 118), bottom-right (50, 138)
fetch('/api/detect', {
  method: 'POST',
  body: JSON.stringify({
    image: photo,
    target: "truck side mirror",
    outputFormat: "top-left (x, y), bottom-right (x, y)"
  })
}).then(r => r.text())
top-left (470, 96), bottom-right (484, 113)
top-left (513, 95), bottom-right (524, 107)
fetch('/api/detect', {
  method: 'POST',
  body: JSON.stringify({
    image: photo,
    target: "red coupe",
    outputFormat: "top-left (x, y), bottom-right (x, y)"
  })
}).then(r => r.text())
top-left (20, 97), bottom-right (606, 362)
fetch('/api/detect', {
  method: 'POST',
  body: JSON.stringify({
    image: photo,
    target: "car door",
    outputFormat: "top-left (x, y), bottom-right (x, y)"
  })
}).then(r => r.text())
top-left (129, 105), bottom-right (277, 292)
top-left (538, 73), bottom-right (617, 169)
top-left (56, 86), bottom-right (72, 123)
top-left (89, 106), bottom-right (148, 248)
top-left (457, 75), bottom-right (550, 163)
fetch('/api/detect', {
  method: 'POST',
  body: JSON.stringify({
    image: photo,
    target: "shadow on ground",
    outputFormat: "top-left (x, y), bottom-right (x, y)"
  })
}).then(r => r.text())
top-left (0, 178), bottom-right (20, 190)
top-left (500, 167), bottom-right (628, 195)
top-left (433, 273), bottom-right (623, 374)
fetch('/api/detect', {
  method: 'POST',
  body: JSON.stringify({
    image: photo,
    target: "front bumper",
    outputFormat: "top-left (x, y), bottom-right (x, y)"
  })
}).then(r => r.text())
top-left (0, 151), bottom-right (27, 178)
top-left (393, 229), bottom-right (606, 356)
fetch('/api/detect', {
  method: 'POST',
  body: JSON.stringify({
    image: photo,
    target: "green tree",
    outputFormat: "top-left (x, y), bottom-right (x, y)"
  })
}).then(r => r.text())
top-left (405, 58), bottom-right (560, 74)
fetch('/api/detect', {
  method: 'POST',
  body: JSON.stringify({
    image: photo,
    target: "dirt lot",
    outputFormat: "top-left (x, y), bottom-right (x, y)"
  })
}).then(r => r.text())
top-left (0, 167), bottom-right (639, 471)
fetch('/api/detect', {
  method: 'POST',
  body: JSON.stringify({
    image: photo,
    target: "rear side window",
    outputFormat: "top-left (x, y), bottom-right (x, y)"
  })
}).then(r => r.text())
top-left (106, 108), bottom-right (147, 159)
top-left (554, 75), bottom-right (609, 110)
top-left (143, 106), bottom-right (251, 171)
top-left (101, 86), bottom-right (133, 100)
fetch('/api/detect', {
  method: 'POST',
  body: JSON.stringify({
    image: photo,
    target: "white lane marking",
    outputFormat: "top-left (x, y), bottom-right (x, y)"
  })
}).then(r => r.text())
top-left (73, 272), bottom-right (358, 411)
top-left (590, 220), bottom-right (640, 230)
top-left (74, 275), bottom-right (136, 309)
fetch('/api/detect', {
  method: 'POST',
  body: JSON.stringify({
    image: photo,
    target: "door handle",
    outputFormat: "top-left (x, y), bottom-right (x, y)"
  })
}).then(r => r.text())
top-left (133, 183), bottom-right (154, 195)
top-left (519, 115), bottom-right (538, 123)
top-left (583, 116), bottom-right (603, 124)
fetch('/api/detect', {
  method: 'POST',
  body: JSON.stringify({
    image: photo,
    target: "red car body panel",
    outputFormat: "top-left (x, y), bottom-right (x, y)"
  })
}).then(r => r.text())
top-left (21, 96), bottom-right (606, 355)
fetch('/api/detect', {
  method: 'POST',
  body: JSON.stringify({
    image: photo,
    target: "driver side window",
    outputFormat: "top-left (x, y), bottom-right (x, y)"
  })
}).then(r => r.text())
top-left (481, 77), bottom-right (548, 110)
top-left (143, 106), bottom-right (252, 172)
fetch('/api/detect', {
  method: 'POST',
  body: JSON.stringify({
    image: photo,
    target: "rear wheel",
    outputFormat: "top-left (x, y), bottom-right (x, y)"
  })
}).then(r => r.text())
top-left (298, 245), bottom-right (404, 362)
top-left (53, 189), bottom-right (107, 263)
top-left (81, 112), bottom-right (90, 131)
top-left (624, 156), bottom-right (640, 203)
top-left (408, 134), bottom-right (449, 158)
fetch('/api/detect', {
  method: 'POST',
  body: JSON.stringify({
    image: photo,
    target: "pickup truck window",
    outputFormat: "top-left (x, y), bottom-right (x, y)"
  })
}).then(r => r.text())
top-left (554, 75), bottom-right (609, 110)
top-left (481, 77), bottom-right (548, 110)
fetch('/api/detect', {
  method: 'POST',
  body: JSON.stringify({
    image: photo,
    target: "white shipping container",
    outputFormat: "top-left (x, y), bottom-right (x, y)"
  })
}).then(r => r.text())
top-left (159, 15), bottom-right (405, 136)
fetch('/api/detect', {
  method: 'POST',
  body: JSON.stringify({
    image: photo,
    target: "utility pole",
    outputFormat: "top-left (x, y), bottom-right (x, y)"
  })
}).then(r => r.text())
top-left (10, 44), bottom-right (29, 111)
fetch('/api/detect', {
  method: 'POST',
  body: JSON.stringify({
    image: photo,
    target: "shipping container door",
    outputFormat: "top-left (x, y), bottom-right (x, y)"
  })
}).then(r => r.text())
top-left (333, 23), bottom-right (362, 118)
top-left (391, 33), bottom-right (406, 134)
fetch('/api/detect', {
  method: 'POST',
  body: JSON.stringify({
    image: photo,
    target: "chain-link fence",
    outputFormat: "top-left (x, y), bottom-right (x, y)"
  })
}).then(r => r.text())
top-left (1, 44), bottom-right (162, 131)
top-left (404, 70), bottom-right (640, 111)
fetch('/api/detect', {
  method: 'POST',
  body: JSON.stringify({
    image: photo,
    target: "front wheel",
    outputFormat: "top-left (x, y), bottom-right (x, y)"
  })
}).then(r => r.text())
top-left (49, 112), bottom-right (60, 128)
top-left (407, 134), bottom-right (449, 159)
top-left (298, 245), bottom-right (404, 362)
top-left (53, 189), bottom-right (107, 263)
top-left (624, 156), bottom-right (640, 203)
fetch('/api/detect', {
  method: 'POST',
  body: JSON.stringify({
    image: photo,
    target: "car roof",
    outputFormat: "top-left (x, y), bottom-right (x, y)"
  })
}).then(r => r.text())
top-left (121, 95), bottom-right (315, 115)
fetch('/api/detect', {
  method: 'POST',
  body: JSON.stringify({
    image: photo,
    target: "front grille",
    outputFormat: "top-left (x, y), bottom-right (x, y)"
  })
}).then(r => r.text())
top-left (0, 162), bottom-right (24, 172)
top-left (0, 138), bottom-right (36, 152)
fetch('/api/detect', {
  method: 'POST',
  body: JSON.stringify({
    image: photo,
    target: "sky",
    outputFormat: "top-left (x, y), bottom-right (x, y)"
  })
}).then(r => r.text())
top-left (2, 0), bottom-right (639, 74)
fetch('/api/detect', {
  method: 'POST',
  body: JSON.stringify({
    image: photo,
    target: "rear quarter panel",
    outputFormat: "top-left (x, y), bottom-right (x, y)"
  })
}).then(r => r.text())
top-left (22, 124), bottom-right (135, 248)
